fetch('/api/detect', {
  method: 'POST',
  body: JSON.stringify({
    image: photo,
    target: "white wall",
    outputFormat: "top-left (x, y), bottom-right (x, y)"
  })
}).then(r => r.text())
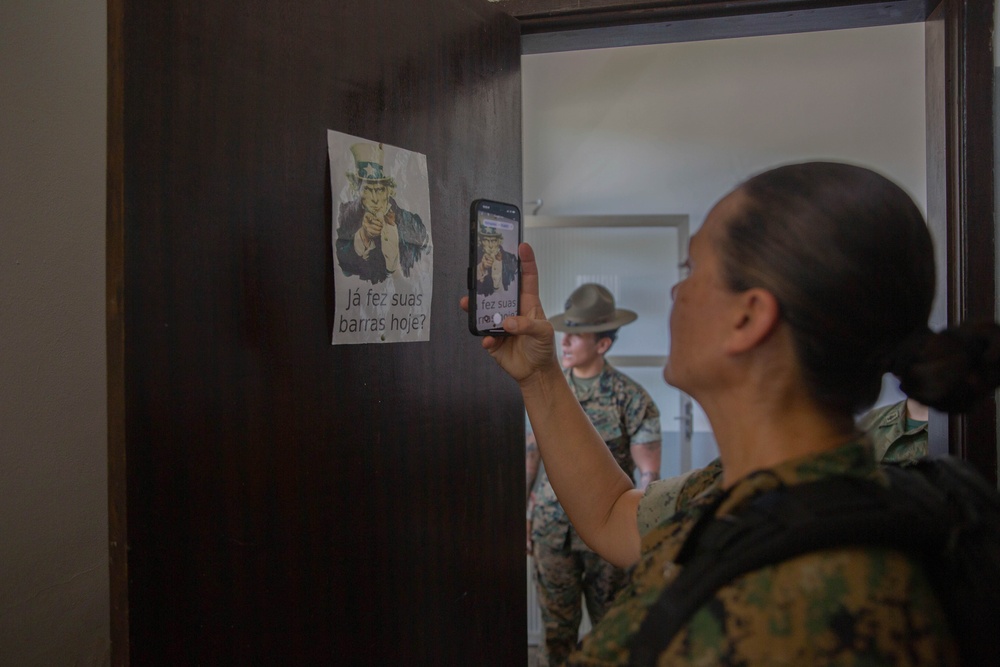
top-left (0, 2), bottom-right (110, 664)
top-left (523, 24), bottom-right (926, 222)
top-left (523, 23), bottom-right (926, 432)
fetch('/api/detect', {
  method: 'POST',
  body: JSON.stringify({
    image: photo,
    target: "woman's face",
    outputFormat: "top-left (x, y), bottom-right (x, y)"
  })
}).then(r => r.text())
top-left (663, 192), bottom-right (744, 396)
top-left (560, 332), bottom-right (603, 371)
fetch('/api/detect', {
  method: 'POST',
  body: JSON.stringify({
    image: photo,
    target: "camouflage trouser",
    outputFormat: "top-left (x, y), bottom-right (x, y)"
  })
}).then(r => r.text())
top-left (532, 538), bottom-right (629, 667)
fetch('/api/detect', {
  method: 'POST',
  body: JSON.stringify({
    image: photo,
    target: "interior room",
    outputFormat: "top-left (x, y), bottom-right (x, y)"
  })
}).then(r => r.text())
top-left (2, 1), bottom-right (997, 664)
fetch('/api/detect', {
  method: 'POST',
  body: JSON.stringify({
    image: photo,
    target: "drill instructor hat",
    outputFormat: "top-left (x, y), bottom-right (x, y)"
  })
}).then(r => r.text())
top-left (549, 283), bottom-right (638, 333)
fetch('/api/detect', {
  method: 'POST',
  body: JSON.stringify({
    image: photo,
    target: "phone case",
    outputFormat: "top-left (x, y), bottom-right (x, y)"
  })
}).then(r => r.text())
top-left (468, 199), bottom-right (522, 336)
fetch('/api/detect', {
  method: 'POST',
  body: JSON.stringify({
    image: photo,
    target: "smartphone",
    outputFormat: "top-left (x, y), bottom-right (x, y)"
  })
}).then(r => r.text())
top-left (468, 199), bottom-right (522, 336)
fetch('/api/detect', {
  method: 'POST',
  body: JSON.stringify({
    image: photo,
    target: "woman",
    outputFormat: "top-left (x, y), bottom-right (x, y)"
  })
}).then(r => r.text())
top-left (462, 162), bottom-right (1000, 665)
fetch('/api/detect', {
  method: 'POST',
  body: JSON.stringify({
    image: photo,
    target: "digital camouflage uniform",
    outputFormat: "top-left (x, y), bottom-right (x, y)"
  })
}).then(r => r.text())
top-left (637, 400), bottom-right (928, 536)
top-left (567, 438), bottom-right (957, 666)
top-left (531, 364), bottom-right (660, 666)
top-left (637, 459), bottom-right (723, 538)
top-left (857, 399), bottom-right (928, 463)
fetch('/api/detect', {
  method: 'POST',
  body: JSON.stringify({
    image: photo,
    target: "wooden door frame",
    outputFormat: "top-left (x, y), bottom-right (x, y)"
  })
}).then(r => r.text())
top-left (106, 0), bottom-right (126, 661)
top-left (505, 0), bottom-right (997, 484)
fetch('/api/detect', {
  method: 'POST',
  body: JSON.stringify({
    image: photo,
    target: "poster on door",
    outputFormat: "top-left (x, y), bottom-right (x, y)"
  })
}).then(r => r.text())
top-left (328, 130), bottom-right (433, 344)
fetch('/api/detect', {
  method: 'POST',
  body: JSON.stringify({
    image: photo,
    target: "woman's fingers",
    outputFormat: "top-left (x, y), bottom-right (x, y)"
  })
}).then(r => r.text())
top-left (518, 243), bottom-right (545, 320)
top-left (461, 241), bottom-right (557, 381)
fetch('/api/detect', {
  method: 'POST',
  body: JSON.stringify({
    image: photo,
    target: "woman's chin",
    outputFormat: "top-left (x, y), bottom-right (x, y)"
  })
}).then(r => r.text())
top-left (662, 363), bottom-right (684, 391)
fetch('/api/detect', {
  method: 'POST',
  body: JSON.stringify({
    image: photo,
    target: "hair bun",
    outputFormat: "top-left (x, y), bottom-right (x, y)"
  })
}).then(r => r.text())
top-left (893, 321), bottom-right (1000, 413)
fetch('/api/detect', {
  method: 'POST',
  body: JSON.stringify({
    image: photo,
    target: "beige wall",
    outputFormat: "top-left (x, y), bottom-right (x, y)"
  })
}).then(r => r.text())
top-left (0, 1), bottom-right (110, 664)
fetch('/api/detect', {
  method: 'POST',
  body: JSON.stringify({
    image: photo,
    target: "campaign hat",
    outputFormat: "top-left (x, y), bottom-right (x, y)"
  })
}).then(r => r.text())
top-left (549, 283), bottom-right (638, 333)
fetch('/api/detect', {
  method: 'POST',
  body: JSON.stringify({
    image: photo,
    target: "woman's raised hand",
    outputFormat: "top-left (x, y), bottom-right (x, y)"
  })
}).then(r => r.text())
top-left (461, 243), bottom-right (559, 385)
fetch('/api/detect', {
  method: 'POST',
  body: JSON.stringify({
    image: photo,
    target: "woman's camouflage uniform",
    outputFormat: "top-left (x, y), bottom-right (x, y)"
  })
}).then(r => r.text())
top-left (567, 439), bottom-right (957, 666)
top-left (637, 401), bottom-right (927, 536)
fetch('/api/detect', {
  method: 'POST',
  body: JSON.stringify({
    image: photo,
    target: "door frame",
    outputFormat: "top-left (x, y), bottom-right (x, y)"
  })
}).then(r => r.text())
top-left (507, 0), bottom-right (997, 483)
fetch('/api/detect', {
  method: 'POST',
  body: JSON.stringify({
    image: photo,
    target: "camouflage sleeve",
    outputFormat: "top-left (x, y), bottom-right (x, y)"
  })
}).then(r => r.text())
top-left (675, 458), bottom-right (723, 508)
top-left (637, 458), bottom-right (725, 538)
top-left (637, 470), bottom-right (699, 537)
top-left (623, 385), bottom-right (661, 446)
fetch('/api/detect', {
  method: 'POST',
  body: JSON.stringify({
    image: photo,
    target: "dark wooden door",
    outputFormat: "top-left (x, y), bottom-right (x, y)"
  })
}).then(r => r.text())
top-left (108, 2), bottom-right (524, 664)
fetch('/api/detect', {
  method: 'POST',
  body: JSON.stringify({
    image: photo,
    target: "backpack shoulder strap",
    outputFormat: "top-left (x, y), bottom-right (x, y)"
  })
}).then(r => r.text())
top-left (892, 456), bottom-right (1000, 666)
top-left (626, 473), bottom-right (946, 667)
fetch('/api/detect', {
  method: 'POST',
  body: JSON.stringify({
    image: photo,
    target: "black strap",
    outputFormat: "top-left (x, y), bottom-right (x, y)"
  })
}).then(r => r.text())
top-left (626, 471), bottom-right (949, 667)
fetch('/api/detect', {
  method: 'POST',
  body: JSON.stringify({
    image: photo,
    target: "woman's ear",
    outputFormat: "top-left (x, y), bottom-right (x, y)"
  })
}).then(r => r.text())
top-left (725, 288), bottom-right (781, 354)
top-left (595, 336), bottom-right (614, 356)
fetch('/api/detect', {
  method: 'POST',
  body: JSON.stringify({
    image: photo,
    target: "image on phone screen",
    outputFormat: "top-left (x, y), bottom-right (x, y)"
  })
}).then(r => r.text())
top-left (472, 201), bottom-right (520, 334)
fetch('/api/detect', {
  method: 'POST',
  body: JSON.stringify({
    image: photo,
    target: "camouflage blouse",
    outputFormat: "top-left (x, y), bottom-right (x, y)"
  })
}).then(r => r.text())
top-left (637, 458), bottom-right (723, 537)
top-left (857, 399), bottom-right (928, 464)
top-left (568, 439), bottom-right (958, 666)
top-left (638, 404), bottom-right (927, 537)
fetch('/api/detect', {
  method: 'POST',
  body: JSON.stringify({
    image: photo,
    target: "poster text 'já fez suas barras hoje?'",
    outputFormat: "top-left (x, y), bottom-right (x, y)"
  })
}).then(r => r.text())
top-left (328, 131), bottom-right (433, 345)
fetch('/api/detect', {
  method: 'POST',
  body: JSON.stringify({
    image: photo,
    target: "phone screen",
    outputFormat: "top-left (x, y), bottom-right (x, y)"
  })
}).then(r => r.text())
top-left (470, 200), bottom-right (521, 335)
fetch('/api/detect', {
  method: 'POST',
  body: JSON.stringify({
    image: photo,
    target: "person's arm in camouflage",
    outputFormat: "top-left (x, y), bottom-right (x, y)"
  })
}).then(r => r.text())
top-left (526, 432), bottom-right (540, 502)
top-left (525, 433), bottom-right (540, 554)
top-left (631, 440), bottom-right (661, 491)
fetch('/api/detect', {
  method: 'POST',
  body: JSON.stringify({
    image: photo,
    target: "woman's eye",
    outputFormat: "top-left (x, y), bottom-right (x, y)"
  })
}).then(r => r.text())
top-left (678, 259), bottom-right (691, 271)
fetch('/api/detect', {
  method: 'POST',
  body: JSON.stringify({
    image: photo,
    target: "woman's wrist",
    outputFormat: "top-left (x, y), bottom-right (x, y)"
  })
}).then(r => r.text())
top-left (519, 359), bottom-right (563, 401)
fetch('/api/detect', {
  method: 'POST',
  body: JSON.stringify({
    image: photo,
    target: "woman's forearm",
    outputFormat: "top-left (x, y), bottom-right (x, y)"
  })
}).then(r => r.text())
top-left (521, 363), bottom-right (643, 567)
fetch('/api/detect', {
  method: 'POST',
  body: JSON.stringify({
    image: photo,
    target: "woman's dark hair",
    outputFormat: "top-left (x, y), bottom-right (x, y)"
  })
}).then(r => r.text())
top-left (718, 161), bottom-right (1000, 415)
top-left (596, 328), bottom-right (619, 347)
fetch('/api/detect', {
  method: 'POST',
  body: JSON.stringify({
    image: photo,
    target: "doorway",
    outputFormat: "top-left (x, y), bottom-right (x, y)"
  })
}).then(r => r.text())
top-left (521, 24), bottom-right (926, 460)
top-left (518, 8), bottom-right (990, 656)
top-left (510, 0), bottom-right (997, 483)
